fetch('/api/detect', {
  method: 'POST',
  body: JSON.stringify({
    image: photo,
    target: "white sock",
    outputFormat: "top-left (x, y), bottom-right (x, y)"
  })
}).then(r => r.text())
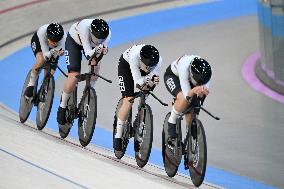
top-left (60, 91), bottom-right (71, 108)
top-left (115, 118), bottom-right (125, 138)
top-left (168, 107), bottom-right (180, 124)
top-left (28, 72), bottom-right (37, 87)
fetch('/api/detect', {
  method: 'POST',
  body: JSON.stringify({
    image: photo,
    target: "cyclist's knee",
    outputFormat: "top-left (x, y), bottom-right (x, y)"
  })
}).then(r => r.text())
top-left (68, 72), bottom-right (79, 78)
top-left (173, 92), bottom-right (187, 111)
top-left (176, 92), bottom-right (185, 101)
top-left (122, 97), bottom-right (134, 107)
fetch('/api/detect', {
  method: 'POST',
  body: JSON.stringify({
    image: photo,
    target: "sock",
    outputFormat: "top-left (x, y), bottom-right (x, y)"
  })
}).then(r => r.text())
top-left (28, 72), bottom-right (37, 87)
top-left (60, 91), bottom-right (71, 108)
top-left (168, 107), bottom-right (180, 124)
top-left (115, 118), bottom-right (125, 138)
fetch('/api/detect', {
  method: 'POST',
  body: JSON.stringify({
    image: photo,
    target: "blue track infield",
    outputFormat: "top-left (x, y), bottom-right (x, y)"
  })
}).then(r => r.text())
top-left (0, 0), bottom-right (276, 188)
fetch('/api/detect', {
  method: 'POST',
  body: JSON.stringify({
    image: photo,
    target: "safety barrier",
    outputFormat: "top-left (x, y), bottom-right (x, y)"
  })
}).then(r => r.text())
top-left (256, 0), bottom-right (284, 94)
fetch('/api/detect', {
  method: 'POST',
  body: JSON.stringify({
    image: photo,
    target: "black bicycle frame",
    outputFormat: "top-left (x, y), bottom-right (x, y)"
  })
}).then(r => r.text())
top-left (74, 54), bottom-right (112, 116)
top-left (176, 95), bottom-right (220, 152)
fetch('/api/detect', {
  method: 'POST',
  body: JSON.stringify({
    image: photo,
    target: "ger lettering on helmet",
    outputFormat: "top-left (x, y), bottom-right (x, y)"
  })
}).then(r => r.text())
top-left (140, 45), bottom-right (159, 68)
top-left (189, 57), bottom-right (212, 85)
top-left (90, 19), bottom-right (109, 40)
top-left (46, 23), bottom-right (64, 42)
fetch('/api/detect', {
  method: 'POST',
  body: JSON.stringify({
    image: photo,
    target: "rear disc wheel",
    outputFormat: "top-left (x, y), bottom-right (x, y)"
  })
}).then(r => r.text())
top-left (19, 70), bottom-right (38, 123)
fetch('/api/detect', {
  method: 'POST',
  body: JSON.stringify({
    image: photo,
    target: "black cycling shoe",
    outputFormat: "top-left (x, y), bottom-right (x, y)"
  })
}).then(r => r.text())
top-left (24, 86), bottom-right (34, 98)
top-left (57, 106), bottom-right (67, 125)
top-left (168, 122), bottom-right (177, 139)
top-left (113, 138), bottom-right (123, 151)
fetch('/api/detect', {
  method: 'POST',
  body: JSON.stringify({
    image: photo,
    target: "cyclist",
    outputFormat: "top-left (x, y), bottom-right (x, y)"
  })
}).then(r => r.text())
top-left (25, 23), bottom-right (66, 98)
top-left (57, 18), bottom-right (111, 125)
top-left (114, 44), bottom-right (163, 151)
top-left (163, 55), bottom-right (212, 143)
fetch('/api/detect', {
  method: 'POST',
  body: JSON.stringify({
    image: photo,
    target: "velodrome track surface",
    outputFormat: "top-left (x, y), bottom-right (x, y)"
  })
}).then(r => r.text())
top-left (0, 0), bottom-right (283, 188)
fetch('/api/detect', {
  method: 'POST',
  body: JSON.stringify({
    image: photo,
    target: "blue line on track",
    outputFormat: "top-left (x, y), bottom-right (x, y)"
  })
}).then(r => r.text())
top-left (0, 147), bottom-right (89, 189)
top-left (0, 0), bottom-right (276, 188)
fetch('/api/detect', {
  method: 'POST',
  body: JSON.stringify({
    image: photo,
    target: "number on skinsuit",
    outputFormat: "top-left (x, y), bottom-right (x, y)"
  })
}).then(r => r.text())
top-left (65, 50), bottom-right (70, 66)
top-left (118, 76), bottom-right (125, 92)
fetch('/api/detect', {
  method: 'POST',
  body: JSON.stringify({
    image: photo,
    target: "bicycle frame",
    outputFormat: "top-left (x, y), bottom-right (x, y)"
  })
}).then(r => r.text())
top-left (175, 95), bottom-right (219, 161)
top-left (75, 58), bottom-right (112, 114)
top-left (34, 59), bottom-right (57, 104)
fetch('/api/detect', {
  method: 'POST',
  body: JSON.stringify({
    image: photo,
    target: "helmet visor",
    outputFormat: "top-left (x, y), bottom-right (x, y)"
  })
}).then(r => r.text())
top-left (139, 59), bottom-right (154, 73)
top-left (189, 73), bottom-right (198, 86)
top-left (90, 33), bottom-right (103, 45)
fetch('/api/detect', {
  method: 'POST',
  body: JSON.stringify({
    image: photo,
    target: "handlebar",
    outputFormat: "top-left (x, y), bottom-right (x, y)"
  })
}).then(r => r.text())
top-left (74, 52), bottom-right (112, 83)
top-left (128, 84), bottom-right (168, 106)
top-left (182, 95), bottom-right (220, 120)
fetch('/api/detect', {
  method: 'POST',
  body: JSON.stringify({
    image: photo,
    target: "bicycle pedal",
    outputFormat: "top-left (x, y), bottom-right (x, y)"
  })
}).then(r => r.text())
top-left (184, 154), bottom-right (189, 170)
top-left (167, 142), bottom-right (175, 151)
top-left (184, 163), bottom-right (189, 170)
top-left (130, 127), bottom-right (135, 138)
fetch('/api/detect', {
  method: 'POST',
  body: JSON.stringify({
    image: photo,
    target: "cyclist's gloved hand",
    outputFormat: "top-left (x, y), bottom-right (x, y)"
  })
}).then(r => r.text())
top-left (146, 75), bottom-right (159, 88)
top-left (152, 75), bottom-right (159, 85)
top-left (143, 73), bottom-right (153, 85)
top-left (102, 45), bottom-right (108, 55)
top-left (57, 48), bottom-right (64, 56)
top-left (192, 86), bottom-right (207, 98)
top-left (94, 44), bottom-right (104, 55)
top-left (50, 49), bottom-right (59, 58)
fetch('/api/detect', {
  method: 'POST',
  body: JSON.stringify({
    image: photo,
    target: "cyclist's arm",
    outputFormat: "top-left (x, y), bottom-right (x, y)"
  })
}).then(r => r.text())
top-left (129, 52), bottom-right (144, 86)
top-left (37, 25), bottom-right (50, 60)
top-left (95, 30), bottom-right (111, 62)
top-left (150, 56), bottom-right (162, 76)
top-left (177, 57), bottom-right (191, 99)
top-left (102, 30), bottom-right (111, 46)
top-left (77, 20), bottom-right (93, 59)
top-left (57, 32), bottom-right (67, 52)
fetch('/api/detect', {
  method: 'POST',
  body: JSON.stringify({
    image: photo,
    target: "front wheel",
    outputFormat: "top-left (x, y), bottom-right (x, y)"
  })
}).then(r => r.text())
top-left (19, 70), bottom-right (38, 123)
top-left (134, 104), bottom-right (153, 168)
top-left (78, 87), bottom-right (97, 147)
top-left (187, 119), bottom-right (207, 187)
top-left (58, 87), bottom-right (77, 139)
top-left (36, 75), bottom-right (55, 130)
top-left (162, 113), bottom-right (182, 177)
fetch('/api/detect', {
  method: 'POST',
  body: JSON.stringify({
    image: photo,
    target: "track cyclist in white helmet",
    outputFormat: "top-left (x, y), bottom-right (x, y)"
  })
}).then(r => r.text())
top-left (25, 23), bottom-right (66, 98)
top-left (163, 55), bottom-right (212, 143)
top-left (114, 44), bottom-right (163, 151)
top-left (57, 18), bottom-right (111, 125)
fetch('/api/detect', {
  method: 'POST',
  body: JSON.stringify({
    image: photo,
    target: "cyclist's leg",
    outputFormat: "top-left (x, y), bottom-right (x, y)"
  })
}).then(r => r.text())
top-left (57, 34), bottom-right (82, 125)
top-left (25, 33), bottom-right (45, 97)
top-left (30, 32), bottom-right (45, 75)
top-left (164, 66), bottom-right (187, 139)
top-left (114, 55), bottom-right (134, 150)
top-left (116, 55), bottom-right (134, 136)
